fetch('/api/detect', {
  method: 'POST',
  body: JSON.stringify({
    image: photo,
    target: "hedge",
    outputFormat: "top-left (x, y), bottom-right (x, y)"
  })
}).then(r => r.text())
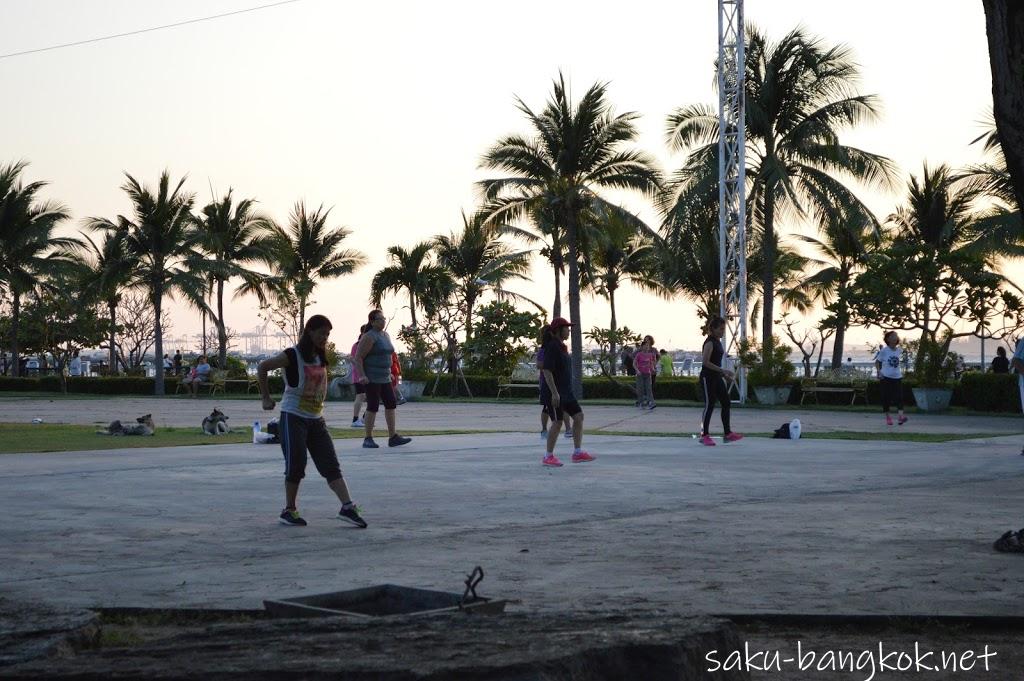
top-left (0, 375), bottom-right (286, 395)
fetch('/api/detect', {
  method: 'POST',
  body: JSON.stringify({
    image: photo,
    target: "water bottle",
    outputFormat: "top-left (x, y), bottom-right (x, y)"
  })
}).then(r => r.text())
top-left (252, 420), bottom-right (261, 443)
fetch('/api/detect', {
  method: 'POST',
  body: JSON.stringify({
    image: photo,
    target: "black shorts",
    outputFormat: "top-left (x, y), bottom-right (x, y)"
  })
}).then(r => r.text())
top-left (354, 383), bottom-right (366, 395)
top-left (279, 412), bottom-right (342, 484)
top-left (365, 382), bottom-right (397, 412)
top-left (542, 399), bottom-right (582, 422)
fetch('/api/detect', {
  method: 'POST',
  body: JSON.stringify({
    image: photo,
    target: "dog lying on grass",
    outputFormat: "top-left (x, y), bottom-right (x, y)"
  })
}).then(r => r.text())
top-left (202, 408), bottom-right (230, 435)
top-left (96, 414), bottom-right (155, 436)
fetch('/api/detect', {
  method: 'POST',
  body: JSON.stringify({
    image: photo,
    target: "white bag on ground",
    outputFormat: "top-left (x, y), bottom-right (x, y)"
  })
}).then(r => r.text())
top-left (789, 418), bottom-right (802, 440)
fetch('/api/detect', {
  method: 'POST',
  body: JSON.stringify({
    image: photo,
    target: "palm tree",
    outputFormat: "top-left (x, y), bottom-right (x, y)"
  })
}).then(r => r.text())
top-left (798, 205), bottom-right (881, 370)
top-left (0, 161), bottom-right (77, 376)
top-left (432, 212), bottom-right (533, 344)
top-left (585, 206), bottom-right (663, 372)
top-left (88, 171), bottom-right (199, 395)
top-left (263, 201), bottom-right (366, 332)
top-left (665, 26), bottom-right (896, 357)
top-left (80, 230), bottom-right (137, 374)
top-left (191, 190), bottom-right (275, 367)
top-left (369, 241), bottom-right (447, 327)
top-left (479, 74), bottom-right (661, 396)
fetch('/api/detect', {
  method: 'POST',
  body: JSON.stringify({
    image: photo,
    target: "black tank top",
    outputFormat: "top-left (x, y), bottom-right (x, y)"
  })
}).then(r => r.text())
top-left (701, 336), bottom-right (724, 376)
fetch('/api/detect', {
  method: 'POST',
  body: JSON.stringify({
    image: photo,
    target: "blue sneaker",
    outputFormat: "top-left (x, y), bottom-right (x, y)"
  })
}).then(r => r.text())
top-left (363, 437), bottom-right (379, 449)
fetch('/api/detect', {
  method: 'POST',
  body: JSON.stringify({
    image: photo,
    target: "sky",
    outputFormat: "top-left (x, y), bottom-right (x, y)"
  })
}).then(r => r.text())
top-left (0, 0), bottom-right (1003, 358)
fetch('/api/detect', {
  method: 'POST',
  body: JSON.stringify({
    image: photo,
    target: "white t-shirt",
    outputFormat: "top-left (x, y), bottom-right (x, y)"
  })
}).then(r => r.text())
top-left (875, 346), bottom-right (902, 379)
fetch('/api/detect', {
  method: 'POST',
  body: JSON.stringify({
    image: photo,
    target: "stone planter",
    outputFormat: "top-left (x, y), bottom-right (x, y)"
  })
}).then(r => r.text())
top-left (401, 380), bottom-right (426, 401)
top-left (753, 385), bottom-right (792, 406)
top-left (911, 387), bottom-right (953, 412)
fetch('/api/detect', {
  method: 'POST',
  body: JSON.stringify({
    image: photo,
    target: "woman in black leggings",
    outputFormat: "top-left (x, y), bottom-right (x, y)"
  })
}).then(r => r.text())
top-left (699, 316), bottom-right (743, 446)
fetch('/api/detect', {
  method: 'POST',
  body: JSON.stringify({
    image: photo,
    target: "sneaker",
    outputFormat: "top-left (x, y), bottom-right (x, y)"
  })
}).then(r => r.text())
top-left (699, 434), bottom-right (716, 447)
top-left (542, 454), bottom-right (564, 467)
top-left (350, 419), bottom-right (364, 428)
top-left (898, 415), bottom-right (908, 425)
top-left (337, 505), bottom-right (367, 528)
top-left (886, 415), bottom-right (894, 426)
top-left (571, 451), bottom-right (595, 463)
top-left (724, 432), bottom-right (743, 442)
top-left (563, 430), bottom-right (573, 439)
top-left (362, 437), bottom-right (379, 449)
top-left (279, 509), bottom-right (307, 526)
top-left (388, 434), bottom-right (411, 447)
top-left (648, 404), bottom-right (657, 411)
top-left (541, 430), bottom-right (548, 440)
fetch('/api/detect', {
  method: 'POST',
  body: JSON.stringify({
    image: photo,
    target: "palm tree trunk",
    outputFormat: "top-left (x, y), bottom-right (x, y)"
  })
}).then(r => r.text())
top-left (830, 320), bottom-right (847, 372)
top-left (552, 256), bottom-right (563, 318)
top-left (608, 286), bottom-right (618, 376)
top-left (217, 279), bottom-right (227, 368)
top-left (108, 300), bottom-right (117, 376)
top-left (984, 0), bottom-right (1024, 209)
top-left (10, 292), bottom-right (20, 377)
top-left (409, 290), bottom-right (418, 327)
top-left (465, 292), bottom-right (476, 344)
top-left (566, 210), bottom-right (584, 398)
top-left (153, 286), bottom-right (165, 396)
top-left (761, 189), bottom-right (777, 359)
top-left (299, 298), bottom-right (306, 337)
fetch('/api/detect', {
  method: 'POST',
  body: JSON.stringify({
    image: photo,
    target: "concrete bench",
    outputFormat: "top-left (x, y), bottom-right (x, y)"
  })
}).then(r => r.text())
top-left (497, 364), bottom-right (540, 399)
top-left (800, 378), bottom-right (868, 405)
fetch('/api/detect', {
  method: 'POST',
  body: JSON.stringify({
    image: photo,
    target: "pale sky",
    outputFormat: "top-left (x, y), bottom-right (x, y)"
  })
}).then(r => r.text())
top-left (0, 0), bottom-right (1001, 357)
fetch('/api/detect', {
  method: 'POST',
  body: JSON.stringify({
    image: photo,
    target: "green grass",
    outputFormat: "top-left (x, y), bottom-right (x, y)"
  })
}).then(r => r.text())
top-left (0, 424), bottom-right (503, 454)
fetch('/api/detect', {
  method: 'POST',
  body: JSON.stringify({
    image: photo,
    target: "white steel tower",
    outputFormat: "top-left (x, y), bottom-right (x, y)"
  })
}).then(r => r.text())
top-left (717, 0), bottom-right (748, 402)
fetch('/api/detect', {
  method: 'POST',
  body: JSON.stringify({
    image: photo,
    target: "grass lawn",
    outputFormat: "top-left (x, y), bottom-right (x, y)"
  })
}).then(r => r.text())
top-left (0, 422), bottom-right (999, 454)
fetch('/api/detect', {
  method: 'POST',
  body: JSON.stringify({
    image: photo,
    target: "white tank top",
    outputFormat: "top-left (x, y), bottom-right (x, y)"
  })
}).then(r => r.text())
top-left (279, 345), bottom-right (327, 419)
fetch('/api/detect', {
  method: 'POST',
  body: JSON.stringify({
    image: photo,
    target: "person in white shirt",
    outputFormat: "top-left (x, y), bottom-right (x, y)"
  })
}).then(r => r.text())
top-left (68, 351), bottom-right (82, 377)
top-left (874, 331), bottom-right (907, 426)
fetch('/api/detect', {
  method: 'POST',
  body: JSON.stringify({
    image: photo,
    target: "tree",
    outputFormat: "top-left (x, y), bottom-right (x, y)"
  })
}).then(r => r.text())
top-left (585, 205), bottom-right (662, 374)
top-left (0, 161), bottom-right (77, 376)
top-left (263, 201), bottom-right (366, 332)
top-left (369, 241), bottom-right (447, 327)
top-left (432, 212), bottom-right (533, 345)
top-left (80, 230), bottom-right (137, 375)
top-left (480, 74), bottom-right (662, 397)
top-left (114, 292), bottom-right (173, 373)
top-left (798, 205), bottom-right (880, 370)
top-left (983, 0), bottom-right (1024, 210)
top-left (192, 190), bottom-right (275, 368)
top-left (88, 171), bottom-right (201, 395)
top-left (664, 26), bottom-right (895, 358)
top-left (463, 301), bottom-right (543, 377)
top-left (19, 276), bottom-right (106, 392)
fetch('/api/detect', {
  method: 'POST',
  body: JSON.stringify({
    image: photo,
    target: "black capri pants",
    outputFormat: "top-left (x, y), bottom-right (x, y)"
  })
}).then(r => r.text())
top-left (700, 372), bottom-right (732, 435)
top-left (280, 411), bottom-right (342, 484)
top-left (365, 382), bottom-right (397, 412)
top-left (879, 376), bottom-right (903, 413)
top-left (543, 398), bottom-right (582, 422)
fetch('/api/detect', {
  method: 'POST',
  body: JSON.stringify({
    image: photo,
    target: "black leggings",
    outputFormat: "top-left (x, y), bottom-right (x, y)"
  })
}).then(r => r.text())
top-left (280, 412), bottom-right (342, 484)
top-left (880, 377), bottom-right (903, 413)
top-left (700, 372), bottom-right (731, 435)
top-left (365, 382), bottom-right (397, 412)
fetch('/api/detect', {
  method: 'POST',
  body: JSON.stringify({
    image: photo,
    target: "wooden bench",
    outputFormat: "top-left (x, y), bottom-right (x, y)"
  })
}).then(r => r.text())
top-left (496, 364), bottom-right (540, 399)
top-left (799, 377), bottom-right (868, 405)
top-left (224, 374), bottom-right (258, 394)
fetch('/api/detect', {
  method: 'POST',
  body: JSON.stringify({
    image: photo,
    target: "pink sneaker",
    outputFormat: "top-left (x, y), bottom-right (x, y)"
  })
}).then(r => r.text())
top-left (571, 451), bottom-right (595, 463)
top-left (542, 454), bottom-right (564, 467)
top-left (885, 415), bottom-right (894, 426)
top-left (724, 432), bottom-right (743, 442)
top-left (699, 435), bottom-right (716, 446)
top-left (898, 415), bottom-right (908, 425)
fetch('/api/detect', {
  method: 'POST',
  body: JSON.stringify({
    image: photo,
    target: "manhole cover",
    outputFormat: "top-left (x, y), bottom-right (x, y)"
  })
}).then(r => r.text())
top-left (264, 584), bottom-right (505, 619)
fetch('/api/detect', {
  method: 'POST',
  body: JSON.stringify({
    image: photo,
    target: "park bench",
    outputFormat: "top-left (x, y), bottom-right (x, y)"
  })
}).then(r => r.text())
top-left (223, 374), bottom-right (258, 394)
top-left (799, 375), bottom-right (869, 406)
top-left (496, 363), bottom-right (540, 399)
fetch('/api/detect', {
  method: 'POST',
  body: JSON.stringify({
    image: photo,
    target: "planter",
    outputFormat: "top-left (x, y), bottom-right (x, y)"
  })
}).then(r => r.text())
top-left (753, 385), bottom-right (792, 406)
top-left (911, 387), bottom-right (953, 412)
top-left (401, 380), bottom-right (426, 401)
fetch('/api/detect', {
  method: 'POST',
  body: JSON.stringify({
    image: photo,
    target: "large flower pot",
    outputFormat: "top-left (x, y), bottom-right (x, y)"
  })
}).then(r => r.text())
top-left (911, 387), bottom-right (953, 412)
top-left (753, 386), bottom-right (792, 406)
top-left (401, 380), bottom-right (426, 402)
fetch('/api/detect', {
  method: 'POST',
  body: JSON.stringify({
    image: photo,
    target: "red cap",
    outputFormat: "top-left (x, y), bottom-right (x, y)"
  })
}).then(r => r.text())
top-left (549, 317), bottom-right (572, 329)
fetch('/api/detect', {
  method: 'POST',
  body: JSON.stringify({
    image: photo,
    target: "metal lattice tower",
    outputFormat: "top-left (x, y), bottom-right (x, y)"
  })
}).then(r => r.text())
top-left (717, 0), bottom-right (748, 402)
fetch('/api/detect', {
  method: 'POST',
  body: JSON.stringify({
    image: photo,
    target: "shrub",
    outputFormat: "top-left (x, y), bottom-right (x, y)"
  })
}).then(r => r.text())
top-left (738, 337), bottom-right (796, 387)
top-left (953, 372), bottom-right (1020, 412)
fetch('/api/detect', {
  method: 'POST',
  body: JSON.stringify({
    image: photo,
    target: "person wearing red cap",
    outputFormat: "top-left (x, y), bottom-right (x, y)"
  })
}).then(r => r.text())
top-left (539, 317), bottom-right (595, 466)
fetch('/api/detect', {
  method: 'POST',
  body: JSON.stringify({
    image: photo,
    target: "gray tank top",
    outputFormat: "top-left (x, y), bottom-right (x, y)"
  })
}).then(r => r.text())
top-left (363, 330), bottom-right (394, 384)
top-left (279, 345), bottom-right (327, 419)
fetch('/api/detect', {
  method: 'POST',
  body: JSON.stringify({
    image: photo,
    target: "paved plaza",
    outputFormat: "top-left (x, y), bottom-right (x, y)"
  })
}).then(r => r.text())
top-left (2, 398), bottom-right (1024, 619)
